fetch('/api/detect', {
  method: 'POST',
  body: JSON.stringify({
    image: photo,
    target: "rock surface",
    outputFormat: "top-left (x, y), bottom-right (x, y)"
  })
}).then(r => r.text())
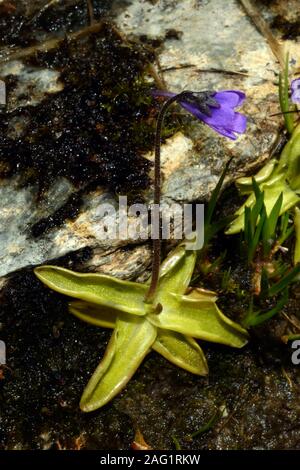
top-left (1, 0), bottom-right (299, 278)
top-left (114, 0), bottom-right (297, 199)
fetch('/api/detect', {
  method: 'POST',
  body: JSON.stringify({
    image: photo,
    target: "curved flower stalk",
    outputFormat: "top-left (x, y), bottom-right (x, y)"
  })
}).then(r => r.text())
top-left (226, 123), bottom-right (300, 235)
top-left (34, 88), bottom-right (248, 412)
top-left (146, 89), bottom-right (247, 303)
top-left (35, 244), bottom-right (248, 412)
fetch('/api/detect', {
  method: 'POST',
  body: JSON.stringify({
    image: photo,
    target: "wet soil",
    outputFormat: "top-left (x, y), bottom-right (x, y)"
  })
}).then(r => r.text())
top-left (0, 24), bottom-right (155, 194)
top-left (1, 265), bottom-right (300, 450)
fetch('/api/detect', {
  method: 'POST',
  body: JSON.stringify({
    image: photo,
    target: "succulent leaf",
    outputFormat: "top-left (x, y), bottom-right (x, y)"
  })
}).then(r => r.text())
top-left (35, 266), bottom-right (147, 316)
top-left (69, 301), bottom-right (117, 328)
top-left (153, 329), bottom-right (208, 376)
top-left (148, 292), bottom-right (248, 348)
top-left (80, 316), bottom-right (156, 412)
top-left (70, 300), bottom-right (209, 375)
top-left (157, 246), bottom-right (197, 296)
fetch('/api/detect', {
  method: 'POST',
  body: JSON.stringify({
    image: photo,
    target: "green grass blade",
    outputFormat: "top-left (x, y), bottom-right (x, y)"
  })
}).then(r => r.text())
top-left (205, 158), bottom-right (232, 227)
top-left (249, 206), bottom-right (266, 263)
top-left (279, 53), bottom-right (294, 134)
top-left (294, 207), bottom-right (300, 265)
top-left (246, 289), bottom-right (289, 326)
top-left (268, 264), bottom-right (300, 297)
top-left (262, 192), bottom-right (283, 256)
top-left (267, 192), bottom-right (283, 237)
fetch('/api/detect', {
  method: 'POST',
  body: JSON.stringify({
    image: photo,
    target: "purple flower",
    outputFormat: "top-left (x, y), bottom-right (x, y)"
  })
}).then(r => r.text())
top-left (152, 89), bottom-right (247, 140)
top-left (291, 78), bottom-right (300, 104)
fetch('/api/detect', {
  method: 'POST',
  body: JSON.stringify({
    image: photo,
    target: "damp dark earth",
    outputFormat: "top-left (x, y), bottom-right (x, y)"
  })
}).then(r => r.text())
top-left (1, 0), bottom-right (300, 451)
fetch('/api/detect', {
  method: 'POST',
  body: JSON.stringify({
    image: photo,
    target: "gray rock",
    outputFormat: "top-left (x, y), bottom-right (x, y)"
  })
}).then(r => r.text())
top-left (114, 0), bottom-right (296, 201)
top-left (2, 60), bottom-right (63, 112)
top-left (0, 177), bottom-right (151, 278)
top-left (1, 0), bottom-right (299, 279)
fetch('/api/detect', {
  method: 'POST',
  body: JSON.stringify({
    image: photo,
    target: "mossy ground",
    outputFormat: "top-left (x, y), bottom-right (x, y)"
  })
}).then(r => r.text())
top-left (1, 263), bottom-right (300, 450)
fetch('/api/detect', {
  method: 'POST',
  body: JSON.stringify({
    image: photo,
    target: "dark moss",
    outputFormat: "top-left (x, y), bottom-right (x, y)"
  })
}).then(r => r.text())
top-left (0, 23), bottom-right (157, 197)
top-left (0, 1), bottom-right (113, 48)
top-left (165, 29), bottom-right (183, 40)
top-left (0, 2), bottom-right (26, 48)
top-left (0, 268), bottom-right (134, 450)
top-left (30, 192), bottom-right (82, 237)
top-left (116, 341), bottom-right (300, 450)
top-left (1, 266), bottom-right (300, 450)
top-left (0, 2), bottom-right (183, 239)
top-left (271, 15), bottom-right (300, 40)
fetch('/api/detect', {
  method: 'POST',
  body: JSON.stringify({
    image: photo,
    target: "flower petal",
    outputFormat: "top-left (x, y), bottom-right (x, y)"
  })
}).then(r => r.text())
top-left (180, 101), bottom-right (205, 119)
top-left (230, 112), bottom-right (247, 133)
top-left (208, 124), bottom-right (238, 140)
top-left (203, 106), bottom-right (235, 129)
top-left (291, 78), bottom-right (300, 104)
top-left (201, 106), bottom-right (235, 127)
top-left (152, 88), bottom-right (247, 140)
top-left (214, 90), bottom-right (246, 107)
top-left (208, 112), bottom-right (247, 139)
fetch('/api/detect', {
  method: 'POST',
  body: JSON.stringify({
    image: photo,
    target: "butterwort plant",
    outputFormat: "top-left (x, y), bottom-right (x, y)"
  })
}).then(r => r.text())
top-left (35, 246), bottom-right (248, 411)
top-left (35, 87), bottom-right (248, 412)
